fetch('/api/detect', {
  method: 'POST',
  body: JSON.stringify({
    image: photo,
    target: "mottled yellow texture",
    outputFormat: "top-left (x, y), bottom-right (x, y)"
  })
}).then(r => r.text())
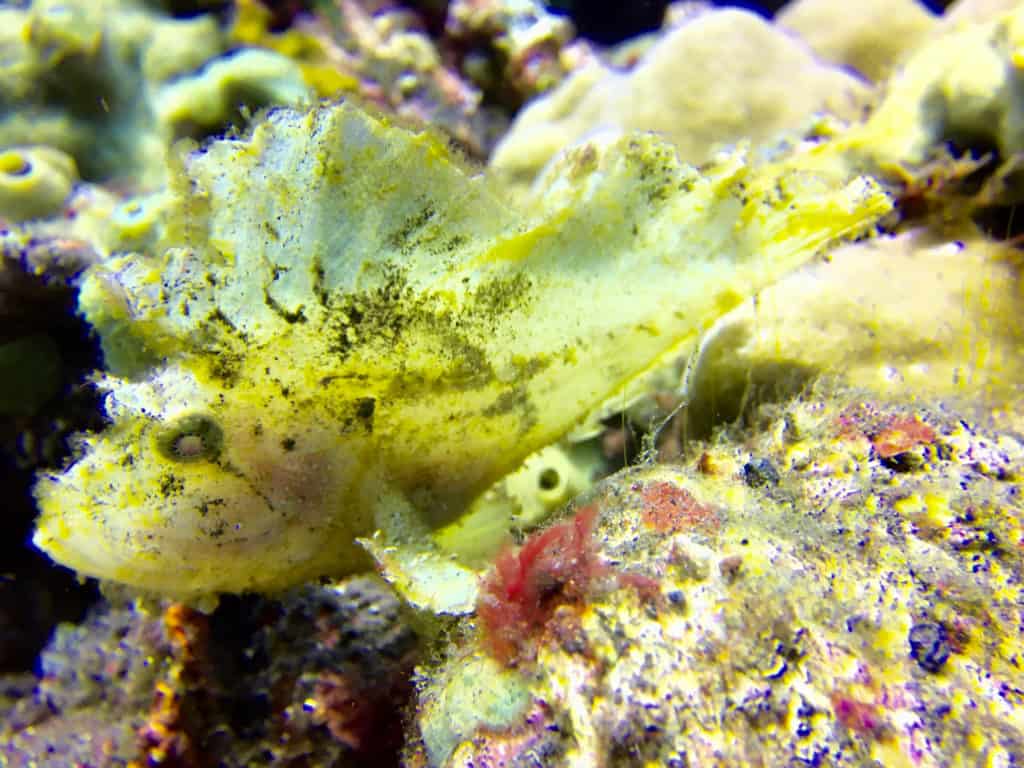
top-left (33, 102), bottom-right (890, 598)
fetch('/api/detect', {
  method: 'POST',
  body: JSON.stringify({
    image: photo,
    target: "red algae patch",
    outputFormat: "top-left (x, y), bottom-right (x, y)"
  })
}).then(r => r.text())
top-left (871, 416), bottom-right (937, 458)
top-left (835, 403), bottom-right (938, 457)
top-left (830, 692), bottom-right (888, 740)
top-left (476, 505), bottom-right (606, 664)
top-left (634, 480), bottom-right (720, 534)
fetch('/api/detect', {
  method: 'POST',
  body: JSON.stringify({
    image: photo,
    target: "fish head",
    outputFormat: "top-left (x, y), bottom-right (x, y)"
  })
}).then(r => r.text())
top-left (33, 363), bottom-right (376, 596)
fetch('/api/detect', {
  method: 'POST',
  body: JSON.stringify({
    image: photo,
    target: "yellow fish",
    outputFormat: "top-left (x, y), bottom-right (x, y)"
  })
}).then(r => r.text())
top-left (33, 103), bottom-right (890, 608)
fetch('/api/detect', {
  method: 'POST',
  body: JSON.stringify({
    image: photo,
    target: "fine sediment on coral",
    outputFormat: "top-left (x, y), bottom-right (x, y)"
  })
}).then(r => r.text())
top-left (683, 226), bottom-right (1024, 438)
top-left (411, 388), bottom-right (1024, 767)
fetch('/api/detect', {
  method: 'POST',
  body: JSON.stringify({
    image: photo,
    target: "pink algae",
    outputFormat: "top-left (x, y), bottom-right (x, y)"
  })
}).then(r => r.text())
top-left (871, 416), bottom-right (937, 459)
top-left (635, 481), bottom-right (720, 534)
top-left (476, 505), bottom-right (606, 664)
top-left (831, 692), bottom-right (887, 739)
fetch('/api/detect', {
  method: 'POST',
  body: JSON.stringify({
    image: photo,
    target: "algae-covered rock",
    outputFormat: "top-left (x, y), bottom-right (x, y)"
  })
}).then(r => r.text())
top-left (418, 652), bottom-right (533, 766)
top-left (846, 3), bottom-right (1024, 169)
top-left (31, 99), bottom-right (889, 600)
top-left (446, 0), bottom-right (579, 104)
top-left (154, 47), bottom-right (311, 138)
top-left (141, 12), bottom-right (223, 84)
top-left (0, 0), bottom-right (312, 189)
top-left (490, 7), bottom-right (870, 186)
top-left (778, 0), bottom-right (937, 81)
top-left (230, 0), bottom-right (517, 158)
top-left (491, 2), bottom-right (1024, 201)
top-left (0, 597), bottom-right (172, 765)
top-left (412, 388), bottom-right (1024, 766)
top-left (1, 577), bottom-right (419, 767)
top-left (684, 226), bottom-right (1024, 437)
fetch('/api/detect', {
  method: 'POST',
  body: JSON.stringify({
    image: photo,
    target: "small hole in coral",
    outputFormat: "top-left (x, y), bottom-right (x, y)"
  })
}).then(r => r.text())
top-left (174, 434), bottom-right (205, 458)
top-left (0, 152), bottom-right (31, 177)
top-left (538, 467), bottom-right (560, 491)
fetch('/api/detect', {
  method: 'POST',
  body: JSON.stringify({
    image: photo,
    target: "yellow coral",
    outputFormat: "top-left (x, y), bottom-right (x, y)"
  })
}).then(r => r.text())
top-left (0, 145), bottom-right (76, 222)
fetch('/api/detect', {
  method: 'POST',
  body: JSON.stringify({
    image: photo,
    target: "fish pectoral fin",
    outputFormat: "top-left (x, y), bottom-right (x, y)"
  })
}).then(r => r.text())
top-left (361, 488), bottom-right (479, 614)
top-left (359, 531), bottom-right (480, 615)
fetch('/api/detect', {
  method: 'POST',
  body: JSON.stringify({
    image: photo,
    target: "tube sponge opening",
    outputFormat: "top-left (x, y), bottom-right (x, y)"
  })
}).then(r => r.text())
top-left (0, 146), bottom-right (77, 222)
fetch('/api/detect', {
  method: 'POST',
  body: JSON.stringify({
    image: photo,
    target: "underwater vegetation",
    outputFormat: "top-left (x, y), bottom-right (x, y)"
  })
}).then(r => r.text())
top-left (476, 503), bottom-right (605, 664)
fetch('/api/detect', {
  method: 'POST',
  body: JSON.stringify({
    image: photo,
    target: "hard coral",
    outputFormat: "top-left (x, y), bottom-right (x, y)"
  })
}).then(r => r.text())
top-left (477, 505), bottom-right (605, 664)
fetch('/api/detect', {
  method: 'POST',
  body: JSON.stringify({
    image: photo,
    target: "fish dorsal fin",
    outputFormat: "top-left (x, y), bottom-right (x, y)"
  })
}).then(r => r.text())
top-left (158, 102), bottom-right (517, 340)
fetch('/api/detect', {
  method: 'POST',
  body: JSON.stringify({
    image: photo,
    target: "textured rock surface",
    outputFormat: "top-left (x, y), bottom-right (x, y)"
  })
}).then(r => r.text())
top-left (778, 0), bottom-right (937, 80)
top-left (0, 577), bottom-right (419, 767)
top-left (490, 8), bottom-right (870, 186)
top-left (412, 388), bottom-right (1024, 766)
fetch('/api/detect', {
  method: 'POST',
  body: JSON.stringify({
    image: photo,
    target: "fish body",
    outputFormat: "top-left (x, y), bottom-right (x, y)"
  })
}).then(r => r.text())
top-left (33, 103), bottom-right (890, 598)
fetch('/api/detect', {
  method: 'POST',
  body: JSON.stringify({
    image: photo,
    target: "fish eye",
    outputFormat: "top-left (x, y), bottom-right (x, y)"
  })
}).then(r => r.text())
top-left (155, 414), bottom-right (224, 463)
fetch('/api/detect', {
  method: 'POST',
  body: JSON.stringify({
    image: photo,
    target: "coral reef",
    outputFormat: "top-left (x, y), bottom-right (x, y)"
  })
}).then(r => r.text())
top-left (231, 0), bottom-right (596, 157)
top-left (0, 576), bottom-right (419, 767)
top-left (412, 388), bottom-right (1024, 766)
top-left (683, 226), bottom-right (1024, 437)
top-left (0, 146), bottom-right (78, 223)
top-left (489, 6), bottom-right (871, 187)
top-left (1, 0), bottom-right (1022, 764)
top-left (777, 0), bottom-right (937, 81)
top-left (840, 3), bottom-right (1024, 170)
top-left (0, 0), bottom-right (309, 190)
top-left (1, 596), bottom-right (173, 765)
top-left (444, 0), bottom-right (583, 107)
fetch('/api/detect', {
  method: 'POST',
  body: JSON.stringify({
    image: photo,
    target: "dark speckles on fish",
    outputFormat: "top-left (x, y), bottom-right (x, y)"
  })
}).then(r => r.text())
top-left (31, 102), bottom-right (891, 600)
